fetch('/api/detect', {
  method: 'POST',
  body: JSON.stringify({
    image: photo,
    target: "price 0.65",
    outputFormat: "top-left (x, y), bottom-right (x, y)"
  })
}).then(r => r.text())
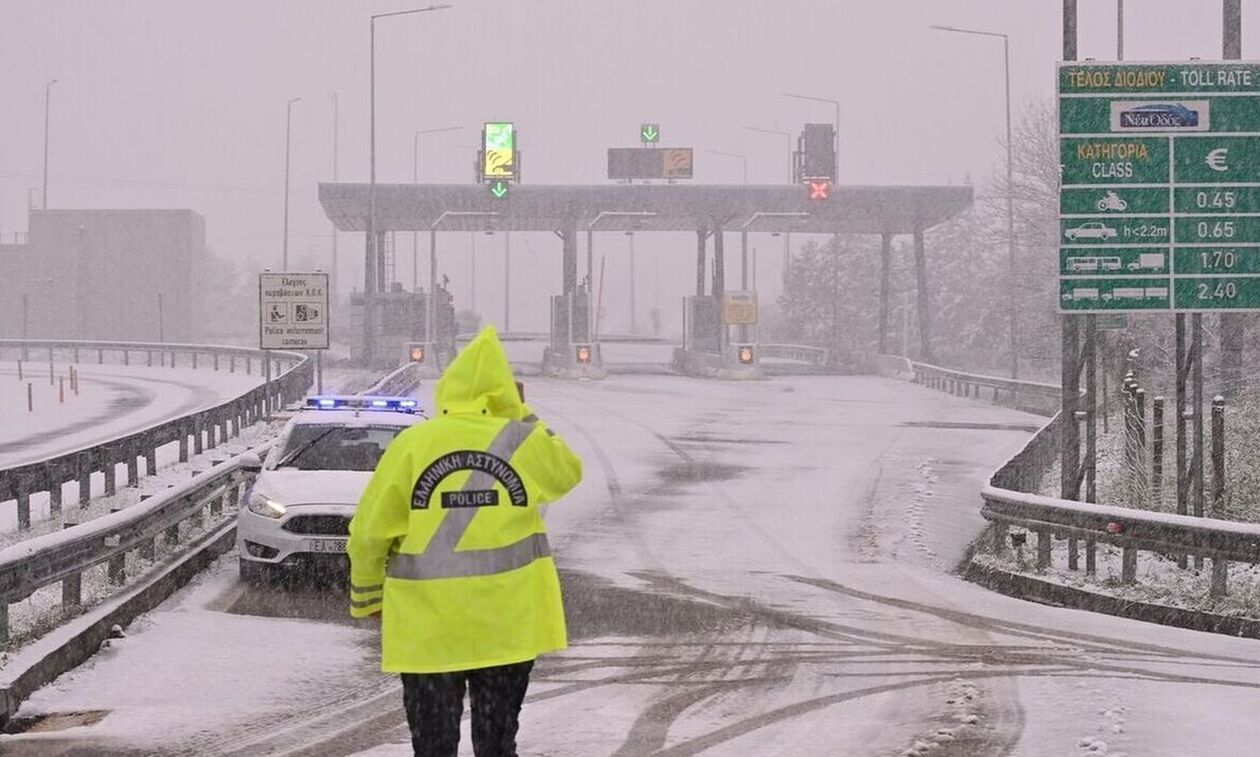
top-left (1196, 220), bottom-right (1236, 240)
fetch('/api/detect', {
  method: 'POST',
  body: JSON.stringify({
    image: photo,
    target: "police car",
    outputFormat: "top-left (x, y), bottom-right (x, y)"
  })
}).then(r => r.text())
top-left (236, 395), bottom-right (425, 583)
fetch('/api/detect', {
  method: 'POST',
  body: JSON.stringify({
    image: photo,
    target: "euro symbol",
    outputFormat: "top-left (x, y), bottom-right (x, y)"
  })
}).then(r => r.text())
top-left (1206, 148), bottom-right (1230, 173)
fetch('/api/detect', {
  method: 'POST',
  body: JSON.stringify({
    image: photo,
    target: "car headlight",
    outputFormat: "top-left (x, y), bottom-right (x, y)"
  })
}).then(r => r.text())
top-left (246, 491), bottom-right (287, 519)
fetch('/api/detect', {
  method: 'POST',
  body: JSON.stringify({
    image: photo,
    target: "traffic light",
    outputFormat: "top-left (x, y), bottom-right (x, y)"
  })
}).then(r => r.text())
top-left (408, 344), bottom-right (426, 363)
top-left (575, 344), bottom-right (593, 365)
top-left (737, 345), bottom-right (755, 365)
top-left (807, 180), bottom-right (832, 201)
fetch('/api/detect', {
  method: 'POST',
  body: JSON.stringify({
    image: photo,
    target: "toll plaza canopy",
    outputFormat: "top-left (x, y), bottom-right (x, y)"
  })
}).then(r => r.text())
top-left (318, 183), bottom-right (973, 234)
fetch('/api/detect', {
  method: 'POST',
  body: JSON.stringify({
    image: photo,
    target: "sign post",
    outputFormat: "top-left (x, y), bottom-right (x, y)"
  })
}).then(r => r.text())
top-left (1059, 62), bottom-right (1260, 314)
top-left (259, 272), bottom-right (330, 399)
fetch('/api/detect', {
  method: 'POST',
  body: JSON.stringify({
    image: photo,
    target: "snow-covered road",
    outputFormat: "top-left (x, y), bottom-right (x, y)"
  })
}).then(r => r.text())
top-left (6, 374), bottom-right (1260, 756)
top-left (0, 362), bottom-right (263, 469)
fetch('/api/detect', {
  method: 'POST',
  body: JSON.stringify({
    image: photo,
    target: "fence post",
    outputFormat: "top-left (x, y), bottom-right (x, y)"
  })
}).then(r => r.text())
top-left (107, 505), bottom-right (126, 584)
top-left (49, 473), bottom-right (62, 516)
top-left (146, 447), bottom-right (157, 477)
top-left (1135, 388), bottom-right (1148, 504)
top-left (1121, 546), bottom-right (1138, 584)
top-left (1211, 558), bottom-right (1229, 597)
top-left (1212, 396), bottom-right (1226, 517)
top-left (1036, 529), bottom-right (1052, 571)
top-left (126, 448), bottom-right (139, 488)
top-left (104, 449), bottom-right (117, 497)
top-left (78, 452), bottom-right (92, 506)
top-left (138, 494), bottom-right (157, 561)
top-left (62, 521), bottom-right (81, 607)
top-left (16, 483), bottom-right (30, 531)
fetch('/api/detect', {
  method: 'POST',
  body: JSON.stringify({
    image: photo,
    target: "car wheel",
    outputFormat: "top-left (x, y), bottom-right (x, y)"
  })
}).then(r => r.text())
top-left (239, 558), bottom-right (275, 585)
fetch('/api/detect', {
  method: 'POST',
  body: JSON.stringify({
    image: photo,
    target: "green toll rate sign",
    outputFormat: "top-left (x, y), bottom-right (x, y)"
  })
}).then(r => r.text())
top-left (1059, 61), bottom-right (1260, 313)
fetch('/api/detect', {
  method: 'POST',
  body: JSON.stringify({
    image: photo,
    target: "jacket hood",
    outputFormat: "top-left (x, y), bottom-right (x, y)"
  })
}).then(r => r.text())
top-left (434, 326), bottom-right (526, 419)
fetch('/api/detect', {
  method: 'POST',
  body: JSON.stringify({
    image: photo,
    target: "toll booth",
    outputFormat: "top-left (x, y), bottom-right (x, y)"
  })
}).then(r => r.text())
top-left (683, 295), bottom-right (723, 354)
top-left (348, 286), bottom-right (455, 367)
top-left (544, 290), bottom-right (605, 378)
top-left (674, 294), bottom-right (762, 379)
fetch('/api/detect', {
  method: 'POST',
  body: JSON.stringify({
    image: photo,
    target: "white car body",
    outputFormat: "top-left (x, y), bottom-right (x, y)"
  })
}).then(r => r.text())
top-left (236, 399), bottom-right (424, 581)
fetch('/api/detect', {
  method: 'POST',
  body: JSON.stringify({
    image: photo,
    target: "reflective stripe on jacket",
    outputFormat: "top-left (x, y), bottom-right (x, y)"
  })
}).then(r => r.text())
top-left (348, 326), bottom-right (582, 674)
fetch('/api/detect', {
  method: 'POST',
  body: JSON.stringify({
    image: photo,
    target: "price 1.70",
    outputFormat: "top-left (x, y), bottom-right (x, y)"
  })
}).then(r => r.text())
top-left (1174, 247), bottom-right (1260, 275)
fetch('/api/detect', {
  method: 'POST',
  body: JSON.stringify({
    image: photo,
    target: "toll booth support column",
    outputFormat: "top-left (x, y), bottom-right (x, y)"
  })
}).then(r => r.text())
top-left (712, 226), bottom-right (725, 297)
top-left (426, 228), bottom-right (437, 345)
top-left (695, 228), bottom-right (707, 296)
top-left (879, 233), bottom-right (892, 354)
top-left (740, 230), bottom-right (750, 346)
top-left (586, 229), bottom-right (595, 340)
top-left (562, 227), bottom-right (578, 297)
top-left (363, 227), bottom-right (377, 362)
top-left (913, 225), bottom-right (935, 363)
top-left (377, 230), bottom-right (388, 295)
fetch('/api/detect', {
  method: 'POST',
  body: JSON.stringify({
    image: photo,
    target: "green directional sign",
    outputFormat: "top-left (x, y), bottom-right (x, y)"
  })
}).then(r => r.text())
top-left (488, 180), bottom-right (510, 199)
top-left (640, 123), bottom-right (660, 144)
top-left (1059, 60), bottom-right (1260, 313)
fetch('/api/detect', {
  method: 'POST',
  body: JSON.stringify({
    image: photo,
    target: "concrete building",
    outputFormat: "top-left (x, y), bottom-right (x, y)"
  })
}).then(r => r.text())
top-left (0, 209), bottom-right (205, 342)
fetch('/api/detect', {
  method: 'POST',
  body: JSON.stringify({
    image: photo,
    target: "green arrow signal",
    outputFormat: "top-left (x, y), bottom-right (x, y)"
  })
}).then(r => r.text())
top-left (490, 181), bottom-right (509, 199)
top-left (640, 124), bottom-right (659, 143)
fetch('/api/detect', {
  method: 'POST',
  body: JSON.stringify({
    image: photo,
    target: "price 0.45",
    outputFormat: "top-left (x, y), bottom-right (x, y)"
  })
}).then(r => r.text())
top-left (1194, 190), bottom-right (1237, 210)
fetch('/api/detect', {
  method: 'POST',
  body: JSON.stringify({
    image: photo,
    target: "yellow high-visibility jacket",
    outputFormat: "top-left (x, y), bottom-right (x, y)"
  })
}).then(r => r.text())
top-left (347, 327), bottom-right (582, 673)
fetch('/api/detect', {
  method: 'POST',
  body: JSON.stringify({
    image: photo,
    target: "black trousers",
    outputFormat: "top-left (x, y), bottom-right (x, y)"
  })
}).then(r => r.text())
top-left (401, 660), bottom-right (534, 757)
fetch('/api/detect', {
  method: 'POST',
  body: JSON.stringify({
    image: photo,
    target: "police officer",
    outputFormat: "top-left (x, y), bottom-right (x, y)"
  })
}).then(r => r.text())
top-left (348, 326), bottom-right (582, 757)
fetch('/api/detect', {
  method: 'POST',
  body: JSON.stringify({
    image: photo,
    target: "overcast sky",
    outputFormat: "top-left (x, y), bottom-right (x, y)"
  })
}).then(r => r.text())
top-left (0, 1), bottom-right (1251, 331)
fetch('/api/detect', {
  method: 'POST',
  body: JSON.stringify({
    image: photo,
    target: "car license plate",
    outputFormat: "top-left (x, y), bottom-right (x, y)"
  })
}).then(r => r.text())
top-left (307, 539), bottom-right (348, 553)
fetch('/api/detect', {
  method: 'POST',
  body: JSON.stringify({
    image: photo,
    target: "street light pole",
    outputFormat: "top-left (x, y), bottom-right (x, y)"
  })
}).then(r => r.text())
top-left (330, 92), bottom-right (339, 307)
top-left (930, 23), bottom-right (1017, 378)
top-left (626, 231), bottom-right (637, 333)
top-left (42, 79), bottom-right (59, 210)
top-left (283, 97), bottom-right (301, 270)
top-left (743, 126), bottom-right (793, 183)
top-left (412, 125), bottom-right (462, 291)
top-left (367, 4), bottom-right (451, 362)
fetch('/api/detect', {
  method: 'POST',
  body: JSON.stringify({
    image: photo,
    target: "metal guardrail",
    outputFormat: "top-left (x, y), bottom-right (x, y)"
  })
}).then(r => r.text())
top-left (981, 484), bottom-right (1260, 598)
top-left (365, 362), bottom-right (424, 397)
top-left (759, 343), bottom-right (830, 366)
top-left (0, 450), bottom-right (259, 643)
top-left (904, 359), bottom-right (1062, 417)
top-left (0, 340), bottom-right (311, 530)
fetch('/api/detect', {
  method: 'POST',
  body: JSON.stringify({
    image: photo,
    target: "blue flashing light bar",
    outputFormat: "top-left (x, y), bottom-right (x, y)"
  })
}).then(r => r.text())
top-left (304, 396), bottom-right (423, 414)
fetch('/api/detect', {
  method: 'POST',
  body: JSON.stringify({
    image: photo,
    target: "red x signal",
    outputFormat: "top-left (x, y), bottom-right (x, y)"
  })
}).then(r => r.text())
top-left (808, 180), bottom-right (831, 200)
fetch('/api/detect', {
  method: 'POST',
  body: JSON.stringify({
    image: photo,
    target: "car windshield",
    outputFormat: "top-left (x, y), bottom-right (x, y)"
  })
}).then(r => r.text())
top-left (274, 424), bottom-right (403, 471)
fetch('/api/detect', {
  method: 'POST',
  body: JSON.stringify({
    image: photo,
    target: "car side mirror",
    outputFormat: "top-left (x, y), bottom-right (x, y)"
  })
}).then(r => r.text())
top-left (239, 451), bottom-right (264, 474)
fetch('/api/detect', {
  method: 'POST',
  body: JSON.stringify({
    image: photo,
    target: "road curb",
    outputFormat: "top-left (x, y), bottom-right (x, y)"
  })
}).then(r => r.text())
top-left (0, 520), bottom-right (238, 727)
top-left (964, 560), bottom-right (1260, 639)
